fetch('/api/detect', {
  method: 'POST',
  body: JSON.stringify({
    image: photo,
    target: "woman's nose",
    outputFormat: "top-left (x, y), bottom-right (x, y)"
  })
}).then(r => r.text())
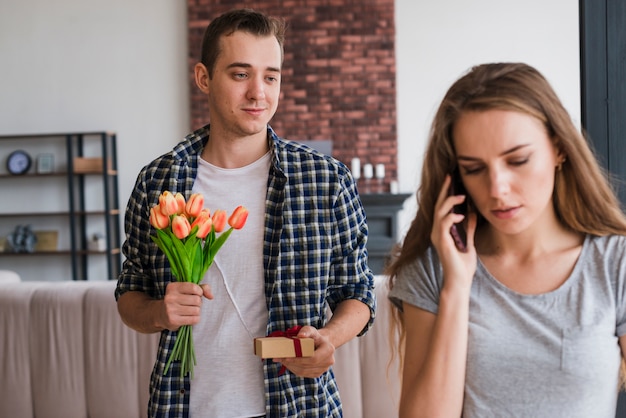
top-left (488, 169), bottom-right (511, 198)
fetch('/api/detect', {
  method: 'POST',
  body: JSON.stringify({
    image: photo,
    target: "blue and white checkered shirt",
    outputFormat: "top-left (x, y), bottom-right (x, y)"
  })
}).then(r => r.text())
top-left (116, 125), bottom-right (376, 417)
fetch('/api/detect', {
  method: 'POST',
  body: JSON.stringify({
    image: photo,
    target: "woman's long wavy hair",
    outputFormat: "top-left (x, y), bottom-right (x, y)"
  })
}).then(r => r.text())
top-left (386, 62), bottom-right (626, 386)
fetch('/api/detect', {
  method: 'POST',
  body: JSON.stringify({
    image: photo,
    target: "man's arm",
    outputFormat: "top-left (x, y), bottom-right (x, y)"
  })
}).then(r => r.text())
top-left (276, 299), bottom-right (371, 378)
top-left (319, 298), bottom-right (371, 348)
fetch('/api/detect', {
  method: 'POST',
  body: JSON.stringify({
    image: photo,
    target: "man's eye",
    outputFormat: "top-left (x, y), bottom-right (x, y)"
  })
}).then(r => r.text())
top-left (233, 73), bottom-right (247, 79)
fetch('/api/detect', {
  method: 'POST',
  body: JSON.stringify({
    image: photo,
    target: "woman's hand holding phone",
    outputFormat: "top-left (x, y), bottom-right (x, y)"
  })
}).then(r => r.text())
top-left (448, 171), bottom-right (468, 252)
top-left (431, 174), bottom-right (478, 288)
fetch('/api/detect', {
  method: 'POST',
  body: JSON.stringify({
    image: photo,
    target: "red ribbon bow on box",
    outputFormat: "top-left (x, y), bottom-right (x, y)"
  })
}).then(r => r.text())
top-left (267, 325), bottom-right (303, 375)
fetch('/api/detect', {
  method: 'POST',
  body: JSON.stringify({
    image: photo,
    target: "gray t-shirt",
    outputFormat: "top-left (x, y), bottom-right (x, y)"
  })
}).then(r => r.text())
top-left (389, 234), bottom-right (626, 417)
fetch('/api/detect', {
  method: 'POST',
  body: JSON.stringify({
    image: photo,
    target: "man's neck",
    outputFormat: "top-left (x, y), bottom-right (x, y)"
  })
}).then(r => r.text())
top-left (200, 128), bottom-right (270, 169)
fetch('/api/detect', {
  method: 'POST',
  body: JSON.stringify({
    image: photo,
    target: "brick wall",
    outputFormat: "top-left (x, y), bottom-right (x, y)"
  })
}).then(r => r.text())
top-left (188, 0), bottom-right (397, 191)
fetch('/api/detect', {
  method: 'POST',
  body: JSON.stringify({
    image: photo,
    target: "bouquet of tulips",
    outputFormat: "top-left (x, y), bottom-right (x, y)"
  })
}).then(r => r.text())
top-left (149, 191), bottom-right (248, 378)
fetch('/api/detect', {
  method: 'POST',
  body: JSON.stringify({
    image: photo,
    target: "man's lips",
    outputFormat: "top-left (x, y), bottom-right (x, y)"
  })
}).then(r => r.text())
top-left (242, 107), bottom-right (265, 115)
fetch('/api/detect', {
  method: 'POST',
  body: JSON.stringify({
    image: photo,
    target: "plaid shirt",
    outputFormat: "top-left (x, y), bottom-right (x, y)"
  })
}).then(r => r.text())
top-left (116, 125), bottom-right (376, 417)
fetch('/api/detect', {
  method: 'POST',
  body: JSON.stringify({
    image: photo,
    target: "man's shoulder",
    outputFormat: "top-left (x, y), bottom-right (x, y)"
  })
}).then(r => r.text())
top-left (272, 136), bottom-right (345, 171)
top-left (141, 127), bottom-right (208, 173)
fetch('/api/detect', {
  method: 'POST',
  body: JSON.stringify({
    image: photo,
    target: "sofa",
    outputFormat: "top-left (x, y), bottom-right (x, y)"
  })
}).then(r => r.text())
top-left (0, 273), bottom-right (399, 418)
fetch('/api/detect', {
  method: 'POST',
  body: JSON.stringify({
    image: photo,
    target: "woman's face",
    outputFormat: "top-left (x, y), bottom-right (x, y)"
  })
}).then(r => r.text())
top-left (452, 109), bottom-right (561, 237)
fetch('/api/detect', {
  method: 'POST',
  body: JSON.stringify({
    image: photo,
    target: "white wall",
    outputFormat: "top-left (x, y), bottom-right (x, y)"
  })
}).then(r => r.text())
top-left (0, 0), bottom-right (190, 205)
top-left (0, 0), bottom-right (580, 280)
top-left (0, 0), bottom-right (189, 280)
top-left (395, 0), bottom-right (580, 238)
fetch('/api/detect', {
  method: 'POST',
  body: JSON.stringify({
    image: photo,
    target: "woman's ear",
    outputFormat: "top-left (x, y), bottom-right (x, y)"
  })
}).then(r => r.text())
top-left (194, 63), bottom-right (210, 94)
top-left (555, 150), bottom-right (567, 171)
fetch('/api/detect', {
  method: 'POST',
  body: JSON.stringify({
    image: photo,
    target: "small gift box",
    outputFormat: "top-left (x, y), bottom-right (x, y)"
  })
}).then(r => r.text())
top-left (254, 336), bottom-right (314, 359)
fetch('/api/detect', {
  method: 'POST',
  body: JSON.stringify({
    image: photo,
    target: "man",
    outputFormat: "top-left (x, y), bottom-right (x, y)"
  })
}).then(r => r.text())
top-left (116, 8), bottom-right (376, 417)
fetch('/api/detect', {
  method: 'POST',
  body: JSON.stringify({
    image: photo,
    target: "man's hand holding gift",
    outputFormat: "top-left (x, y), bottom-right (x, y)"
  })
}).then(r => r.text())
top-left (274, 325), bottom-right (336, 378)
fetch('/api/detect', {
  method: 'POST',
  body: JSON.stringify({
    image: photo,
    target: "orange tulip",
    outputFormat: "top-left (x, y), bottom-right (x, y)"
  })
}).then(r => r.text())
top-left (149, 206), bottom-right (170, 230)
top-left (228, 206), bottom-right (248, 230)
top-left (171, 215), bottom-right (191, 239)
top-left (191, 209), bottom-right (212, 239)
top-left (159, 191), bottom-right (179, 216)
top-left (185, 193), bottom-right (204, 218)
top-left (174, 193), bottom-right (186, 215)
top-left (212, 209), bottom-right (227, 233)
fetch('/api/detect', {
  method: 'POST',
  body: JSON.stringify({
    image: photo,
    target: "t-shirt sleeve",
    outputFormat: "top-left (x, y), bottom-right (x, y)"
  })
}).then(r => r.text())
top-left (388, 247), bottom-right (443, 315)
top-left (613, 236), bottom-right (626, 337)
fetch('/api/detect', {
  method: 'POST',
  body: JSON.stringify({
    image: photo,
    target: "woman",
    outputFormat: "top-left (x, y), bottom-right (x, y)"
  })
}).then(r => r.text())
top-left (387, 62), bottom-right (626, 417)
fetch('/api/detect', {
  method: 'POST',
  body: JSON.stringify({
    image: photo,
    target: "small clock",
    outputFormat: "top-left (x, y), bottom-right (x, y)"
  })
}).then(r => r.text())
top-left (6, 150), bottom-right (32, 175)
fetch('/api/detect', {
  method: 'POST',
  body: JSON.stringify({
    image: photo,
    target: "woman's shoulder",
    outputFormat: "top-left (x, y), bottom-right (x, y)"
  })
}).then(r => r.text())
top-left (586, 233), bottom-right (626, 249)
top-left (393, 246), bottom-right (443, 285)
top-left (583, 234), bottom-right (626, 264)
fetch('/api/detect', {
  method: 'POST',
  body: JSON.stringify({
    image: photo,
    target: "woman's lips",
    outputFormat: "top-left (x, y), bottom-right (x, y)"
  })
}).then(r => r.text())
top-left (491, 206), bottom-right (520, 219)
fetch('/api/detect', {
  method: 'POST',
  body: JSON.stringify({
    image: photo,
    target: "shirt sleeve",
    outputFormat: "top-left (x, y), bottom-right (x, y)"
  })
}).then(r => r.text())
top-left (115, 168), bottom-right (160, 300)
top-left (326, 166), bottom-right (376, 336)
top-left (388, 247), bottom-right (443, 315)
top-left (613, 236), bottom-right (626, 337)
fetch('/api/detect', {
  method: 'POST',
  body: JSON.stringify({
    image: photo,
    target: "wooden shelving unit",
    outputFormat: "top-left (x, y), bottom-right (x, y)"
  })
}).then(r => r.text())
top-left (0, 132), bottom-right (121, 280)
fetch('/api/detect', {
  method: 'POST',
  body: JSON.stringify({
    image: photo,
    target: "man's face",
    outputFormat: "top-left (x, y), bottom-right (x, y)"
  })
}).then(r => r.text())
top-left (203, 31), bottom-right (282, 140)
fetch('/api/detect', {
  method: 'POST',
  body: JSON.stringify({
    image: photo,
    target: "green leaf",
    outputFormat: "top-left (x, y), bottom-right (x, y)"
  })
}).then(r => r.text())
top-left (189, 239), bottom-right (204, 284)
top-left (210, 228), bottom-right (233, 260)
top-left (171, 237), bottom-right (192, 281)
top-left (152, 231), bottom-right (183, 279)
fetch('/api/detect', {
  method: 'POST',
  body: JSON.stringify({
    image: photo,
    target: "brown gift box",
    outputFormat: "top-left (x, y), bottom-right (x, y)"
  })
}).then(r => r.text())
top-left (254, 336), bottom-right (314, 359)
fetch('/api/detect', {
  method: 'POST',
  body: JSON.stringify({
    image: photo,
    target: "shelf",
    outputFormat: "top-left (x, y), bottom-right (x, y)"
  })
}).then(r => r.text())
top-left (0, 210), bottom-right (120, 218)
top-left (0, 170), bottom-right (118, 179)
top-left (0, 172), bottom-right (67, 179)
top-left (0, 131), bottom-right (116, 140)
top-left (0, 248), bottom-right (121, 256)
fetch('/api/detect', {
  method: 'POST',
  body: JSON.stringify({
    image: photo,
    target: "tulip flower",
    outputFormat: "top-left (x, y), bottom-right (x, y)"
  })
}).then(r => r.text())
top-left (191, 209), bottom-right (213, 239)
top-left (228, 206), bottom-right (249, 230)
top-left (174, 193), bottom-right (186, 215)
top-left (148, 190), bottom-right (247, 379)
top-left (150, 206), bottom-right (170, 230)
top-left (185, 193), bottom-right (204, 218)
top-left (159, 191), bottom-right (179, 216)
top-left (171, 215), bottom-right (191, 239)
top-left (212, 209), bottom-right (227, 232)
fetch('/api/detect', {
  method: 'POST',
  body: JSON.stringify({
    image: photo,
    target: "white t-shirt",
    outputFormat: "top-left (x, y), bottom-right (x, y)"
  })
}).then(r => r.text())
top-left (189, 153), bottom-right (270, 417)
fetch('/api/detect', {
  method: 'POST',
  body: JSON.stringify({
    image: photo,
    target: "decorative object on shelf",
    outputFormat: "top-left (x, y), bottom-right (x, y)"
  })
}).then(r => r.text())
top-left (6, 150), bottom-right (32, 175)
top-left (36, 153), bottom-right (55, 174)
top-left (390, 180), bottom-right (399, 194)
top-left (6, 225), bottom-right (37, 253)
top-left (351, 157), bottom-right (361, 180)
top-left (88, 232), bottom-right (106, 251)
top-left (73, 157), bottom-right (105, 173)
top-left (34, 230), bottom-right (59, 251)
top-left (363, 163), bottom-right (373, 193)
top-left (375, 163), bottom-right (385, 193)
top-left (0, 237), bottom-right (6, 252)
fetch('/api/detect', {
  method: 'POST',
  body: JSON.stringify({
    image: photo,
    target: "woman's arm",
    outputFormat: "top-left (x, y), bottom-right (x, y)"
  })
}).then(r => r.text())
top-left (399, 282), bottom-right (470, 418)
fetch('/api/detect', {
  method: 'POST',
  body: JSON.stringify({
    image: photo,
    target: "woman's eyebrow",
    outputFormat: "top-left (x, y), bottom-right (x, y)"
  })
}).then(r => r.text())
top-left (457, 144), bottom-right (531, 161)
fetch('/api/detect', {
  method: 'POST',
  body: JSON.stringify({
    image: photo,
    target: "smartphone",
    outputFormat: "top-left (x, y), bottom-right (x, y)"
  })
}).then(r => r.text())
top-left (448, 169), bottom-right (468, 252)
